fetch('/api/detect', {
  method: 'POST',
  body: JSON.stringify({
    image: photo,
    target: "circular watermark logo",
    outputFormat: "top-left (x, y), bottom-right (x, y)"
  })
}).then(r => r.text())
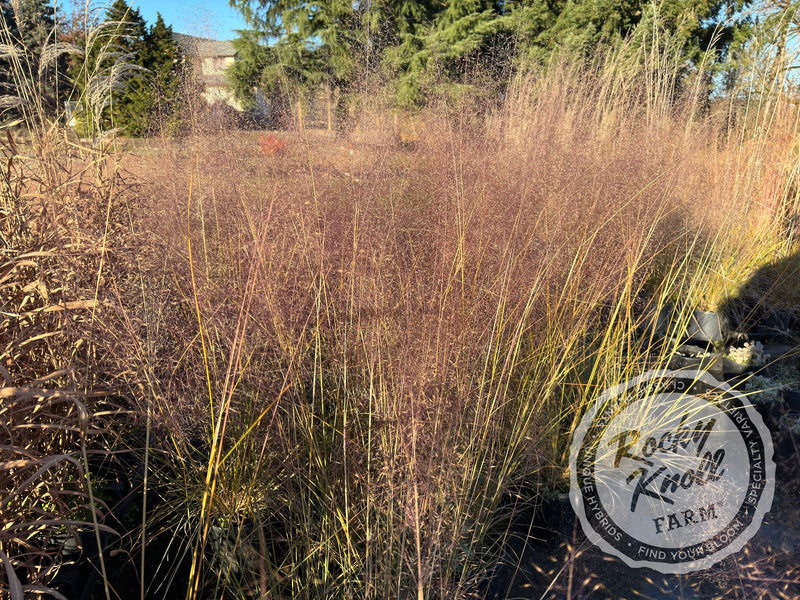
top-left (569, 370), bottom-right (775, 574)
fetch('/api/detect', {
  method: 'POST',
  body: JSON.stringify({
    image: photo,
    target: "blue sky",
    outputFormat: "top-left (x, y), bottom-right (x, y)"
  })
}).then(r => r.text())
top-left (129, 0), bottom-right (249, 40)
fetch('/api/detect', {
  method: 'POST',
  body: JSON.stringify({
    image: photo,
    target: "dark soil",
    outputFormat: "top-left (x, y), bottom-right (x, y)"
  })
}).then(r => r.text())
top-left (486, 340), bottom-right (800, 600)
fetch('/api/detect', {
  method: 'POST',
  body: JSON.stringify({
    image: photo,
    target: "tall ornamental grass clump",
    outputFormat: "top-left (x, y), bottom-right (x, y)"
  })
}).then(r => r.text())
top-left (122, 36), bottom-right (800, 600)
top-left (3, 6), bottom-right (800, 600)
top-left (0, 5), bottom-right (142, 599)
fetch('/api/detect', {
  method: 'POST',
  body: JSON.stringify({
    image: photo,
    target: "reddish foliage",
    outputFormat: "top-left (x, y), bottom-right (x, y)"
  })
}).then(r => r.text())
top-left (259, 134), bottom-right (288, 157)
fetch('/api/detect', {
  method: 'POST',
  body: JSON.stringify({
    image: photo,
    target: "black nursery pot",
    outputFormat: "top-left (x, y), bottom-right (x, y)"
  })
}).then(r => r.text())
top-left (647, 304), bottom-right (731, 345)
top-left (782, 390), bottom-right (800, 412)
top-left (686, 308), bottom-right (730, 344)
top-left (775, 413), bottom-right (800, 480)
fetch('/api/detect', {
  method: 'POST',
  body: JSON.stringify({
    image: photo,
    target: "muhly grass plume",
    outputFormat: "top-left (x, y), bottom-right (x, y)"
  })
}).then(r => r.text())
top-left (2, 12), bottom-right (800, 598)
top-left (115, 51), bottom-right (800, 598)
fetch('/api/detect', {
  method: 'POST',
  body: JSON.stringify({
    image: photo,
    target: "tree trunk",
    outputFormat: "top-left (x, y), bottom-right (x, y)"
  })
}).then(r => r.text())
top-left (297, 99), bottom-right (303, 131)
top-left (325, 84), bottom-right (333, 131)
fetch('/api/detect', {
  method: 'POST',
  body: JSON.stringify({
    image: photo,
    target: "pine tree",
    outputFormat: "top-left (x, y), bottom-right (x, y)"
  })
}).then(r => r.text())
top-left (386, 0), bottom-right (518, 106)
top-left (0, 0), bottom-right (67, 116)
top-left (537, 0), bottom-right (751, 64)
top-left (103, 0), bottom-right (149, 134)
top-left (73, 2), bottom-right (185, 136)
top-left (227, 29), bottom-right (274, 111)
top-left (229, 0), bottom-right (377, 117)
top-left (104, 0), bottom-right (147, 55)
top-left (231, 0), bottom-right (756, 109)
top-left (139, 13), bottom-right (185, 135)
top-left (65, 2), bottom-right (188, 137)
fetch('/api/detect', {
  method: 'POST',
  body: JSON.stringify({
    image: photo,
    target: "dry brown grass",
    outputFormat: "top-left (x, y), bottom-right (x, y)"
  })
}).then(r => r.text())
top-left (0, 100), bottom-right (141, 600)
top-left (109, 56), bottom-right (800, 598)
top-left (3, 22), bottom-right (800, 600)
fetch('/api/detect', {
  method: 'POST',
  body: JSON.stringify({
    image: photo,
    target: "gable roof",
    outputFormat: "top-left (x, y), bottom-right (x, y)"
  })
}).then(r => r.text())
top-left (172, 33), bottom-right (236, 58)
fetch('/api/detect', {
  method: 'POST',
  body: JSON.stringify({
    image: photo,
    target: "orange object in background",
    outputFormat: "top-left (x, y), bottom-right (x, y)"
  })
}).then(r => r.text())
top-left (259, 134), bottom-right (287, 156)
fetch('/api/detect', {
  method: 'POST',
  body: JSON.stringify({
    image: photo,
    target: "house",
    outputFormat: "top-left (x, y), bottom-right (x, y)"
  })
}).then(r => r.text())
top-left (172, 33), bottom-right (242, 111)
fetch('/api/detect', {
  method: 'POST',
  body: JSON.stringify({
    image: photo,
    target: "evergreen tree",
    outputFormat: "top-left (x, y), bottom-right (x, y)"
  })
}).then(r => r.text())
top-left (229, 0), bottom-right (384, 104)
top-left (104, 0), bottom-right (147, 55)
top-left (719, 0), bottom-right (799, 99)
top-left (539, 0), bottom-right (751, 64)
top-left (65, 2), bottom-right (187, 137)
top-left (231, 0), bottom-right (755, 108)
top-left (385, 0), bottom-right (527, 106)
top-left (227, 29), bottom-right (274, 110)
top-left (103, 0), bottom-right (149, 134)
top-left (0, 0), bottom-right (67, 117)
top-left (72, 2), bottom-right (186, 136)
top-left (139, 13), bottom-right (185, 135)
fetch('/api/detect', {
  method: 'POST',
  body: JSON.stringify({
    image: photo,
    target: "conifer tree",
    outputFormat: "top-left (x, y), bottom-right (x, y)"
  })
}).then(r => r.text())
top-left (104, 0), bottom-right (147, 54)
top-left (229, 0), bottom-right (379, 112)
top-left (103, 0), bottom-right (149, 134)
top-left (227, 29), bottom-right (274, 110)
top-left (139, 13), bottom-right (185, 135)
top-left (0, 0), bottom-right (67, 116)
top-left (231, 0), bottom-right (756, 108)
top-left (539, 0), bottom-right (751, 64)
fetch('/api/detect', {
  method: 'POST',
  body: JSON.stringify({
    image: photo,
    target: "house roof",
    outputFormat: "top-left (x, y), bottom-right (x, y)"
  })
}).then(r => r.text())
top-left (172, 33), bottom-right (236, 58)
